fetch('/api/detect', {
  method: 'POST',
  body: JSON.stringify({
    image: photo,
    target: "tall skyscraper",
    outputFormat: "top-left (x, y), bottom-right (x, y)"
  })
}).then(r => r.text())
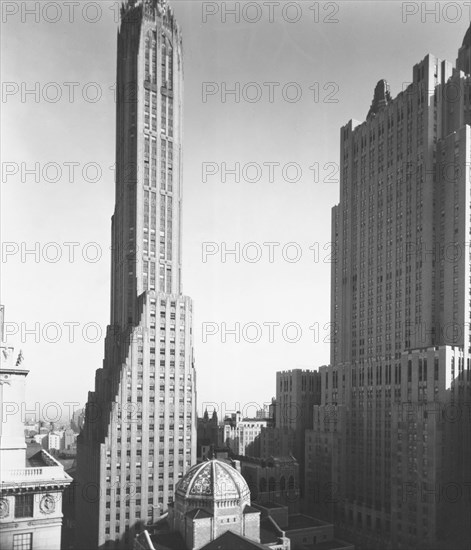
top-left (76, 1), bottom-right (196, 548)
top-left (307, 28), bottom-right (471, 550)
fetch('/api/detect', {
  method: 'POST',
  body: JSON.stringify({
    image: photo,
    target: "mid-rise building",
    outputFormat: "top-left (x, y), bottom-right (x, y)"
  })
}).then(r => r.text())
top-left (275, 370), bottom-right (321, 489)
top-left (258, 426), bottom-right (295, 461)
top-left (63, 428), bottom-right (77, 451)
top-left (46, 432), bottom-right (63, 452)
top-left (75, 1), bottom-right (197, 548)
top-left (221, 414), bottom-right (272, 457)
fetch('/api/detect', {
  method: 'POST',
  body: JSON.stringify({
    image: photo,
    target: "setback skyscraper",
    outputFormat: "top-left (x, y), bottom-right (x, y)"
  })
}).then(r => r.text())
top-left (307, 27), bottom-right (471, 550)
top-left (76, 1), bottom-right (196, 548)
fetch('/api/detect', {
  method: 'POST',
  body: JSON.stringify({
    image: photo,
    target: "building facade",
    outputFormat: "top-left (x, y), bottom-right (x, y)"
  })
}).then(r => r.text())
top-left (76, 1), bottom-right (197, 548)
top-left (308, 28), bottom-right (471, 550)
top-left (196, 410), bottom-right (218, 461)
top-left (0, 308), bottom-right (72, 550)
top-left (221, 414), bottom-right (272, 457)
top-left (237, 456), bottom-right (300, 513)
top-left (275, 370), bottom-right (321, 489)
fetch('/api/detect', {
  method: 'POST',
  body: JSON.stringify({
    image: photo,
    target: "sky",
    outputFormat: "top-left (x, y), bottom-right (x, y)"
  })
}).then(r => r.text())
top-left (1, 0), bottom-right (470, 421)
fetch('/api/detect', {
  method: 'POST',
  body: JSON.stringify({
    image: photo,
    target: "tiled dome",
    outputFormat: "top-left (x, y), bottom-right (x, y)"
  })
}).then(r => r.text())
top-left (176, 459), bottom-right (250, 502)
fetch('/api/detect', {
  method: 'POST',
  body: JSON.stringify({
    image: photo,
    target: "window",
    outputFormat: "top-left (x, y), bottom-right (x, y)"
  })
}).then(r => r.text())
top-left (15, 494), bottom-right (33, 518)
top-left (13, 533), bottom-right (32, 550)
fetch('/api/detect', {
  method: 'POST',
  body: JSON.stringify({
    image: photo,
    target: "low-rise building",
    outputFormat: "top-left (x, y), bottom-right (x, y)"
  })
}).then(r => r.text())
top-left (0, 313), bottom-right (72, 550)
top-left (133, 458), bottom-right (353, 550)
top-left (237, 456), bottom-right (300, 513)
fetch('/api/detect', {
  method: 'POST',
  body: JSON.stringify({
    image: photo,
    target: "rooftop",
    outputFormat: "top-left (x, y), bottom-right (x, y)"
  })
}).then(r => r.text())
top-left (149, 531), bottom-right (187, 550)
top-left (259, 517), bottom-right (283, 545)
top-left (235, 455), bottom-right (298, 467)
top-left (200, 531), bottom-right (269, 550)
top-left (305, 540), bottom-right (354, 550)
top-left (258, 502), bottom-right (284, 509)
top-left (26, 443), bottom-right (56, 466)
top-left (242, 505), bottom-right (259, 514)
top-left (286, 514), bottom-right (330, 531)
top-left (186, 508), bottom-right (212, 520)
top-left (2, 446), bottom-right (72, 486)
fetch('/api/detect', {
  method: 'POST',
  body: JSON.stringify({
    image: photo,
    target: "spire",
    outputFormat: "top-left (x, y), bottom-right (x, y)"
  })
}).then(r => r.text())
top-left (457, 23), bottom-right (471, 75)
top-left (462, 23), bottom-right (471, 47)
top-left (366, 80), bottom-right (391, 120)
top-left (15, 350), bottom-right (24, 367)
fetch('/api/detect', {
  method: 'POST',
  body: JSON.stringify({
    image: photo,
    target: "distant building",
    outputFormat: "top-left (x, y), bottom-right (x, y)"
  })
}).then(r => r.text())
top-left (70, 409), bottom-right (84, 433)
top-left (221, 413), bottom-right (272, 457)
top-left (0, 306), bottom-right (72, 550)
top-left (46, 432), bottom-right (63, 452)
top-left (38, 424), bottom-right (49, 435)
top-left (196, 410), bottom-right (218, 461)
top-left (24, 422), bottom-right (39, 438)
top-left (63, 429), bottom-right (77, 451)
top-left (255, 399), bottom-right (275, 420)
top-left (33, 433), bottom-right (48, 447)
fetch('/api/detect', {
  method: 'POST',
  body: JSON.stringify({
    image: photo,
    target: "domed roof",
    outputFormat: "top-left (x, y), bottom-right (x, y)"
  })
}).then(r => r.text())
top-left (176, 459), bottom-right (250, 502)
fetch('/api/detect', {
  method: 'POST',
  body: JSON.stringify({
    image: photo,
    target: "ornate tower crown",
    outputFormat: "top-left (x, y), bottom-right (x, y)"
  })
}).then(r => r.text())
top-left (366, 79), bottom-right (392, 120)
top-left (457, 23), bottom-right (471, 74)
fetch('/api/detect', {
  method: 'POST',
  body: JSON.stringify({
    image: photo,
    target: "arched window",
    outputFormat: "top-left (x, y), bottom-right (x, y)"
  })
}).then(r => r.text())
top-left (288, 475), bottom-right (295, 490)
top-left (280, 476), bottom-right (286, 491)
top-left (268, 477), bottom-right (276, 492)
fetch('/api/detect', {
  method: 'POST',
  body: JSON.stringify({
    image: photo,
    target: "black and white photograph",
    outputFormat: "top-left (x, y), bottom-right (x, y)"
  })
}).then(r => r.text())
top-left (1, 1), bottom-right (470, 549)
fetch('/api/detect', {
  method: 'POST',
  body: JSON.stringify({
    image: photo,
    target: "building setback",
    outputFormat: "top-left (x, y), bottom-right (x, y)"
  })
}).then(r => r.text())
top-left (307, 28), bottom-right (471, 550)
top-left (76, 1), bottom-right (197, 548)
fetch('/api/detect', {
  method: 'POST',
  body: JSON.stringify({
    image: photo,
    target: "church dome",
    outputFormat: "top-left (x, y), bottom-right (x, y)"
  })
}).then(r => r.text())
top-left (176, 459), bottom-right (251, 503)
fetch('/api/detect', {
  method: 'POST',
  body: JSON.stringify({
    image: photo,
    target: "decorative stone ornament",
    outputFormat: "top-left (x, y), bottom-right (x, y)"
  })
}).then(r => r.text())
top-left (40, 494), bottom-right (56, 514)
top-left (0, 498), bottom-right (9, 518)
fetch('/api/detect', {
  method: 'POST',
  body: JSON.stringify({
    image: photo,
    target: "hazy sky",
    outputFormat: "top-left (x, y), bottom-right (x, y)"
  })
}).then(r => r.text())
top-left (1, 1), bottom-right (470, 420)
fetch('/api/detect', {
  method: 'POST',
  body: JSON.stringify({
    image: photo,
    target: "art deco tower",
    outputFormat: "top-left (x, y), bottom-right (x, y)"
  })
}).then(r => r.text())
top-left (307, 27), bottom-right (471, 550)
top-left (76, 1), bottom-right (196, 548)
